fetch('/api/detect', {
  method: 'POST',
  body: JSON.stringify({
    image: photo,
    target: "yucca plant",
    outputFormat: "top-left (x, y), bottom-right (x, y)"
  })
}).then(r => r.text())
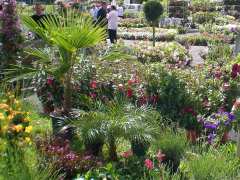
top-left (5, 9), bottom-right (106, 113)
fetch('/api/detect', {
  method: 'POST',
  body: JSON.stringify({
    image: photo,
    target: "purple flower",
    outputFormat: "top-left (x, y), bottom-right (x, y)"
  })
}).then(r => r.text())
top-left (207, 133), bottom-right (216, 144)
top-left (204, 122), bottom-right (219, 130)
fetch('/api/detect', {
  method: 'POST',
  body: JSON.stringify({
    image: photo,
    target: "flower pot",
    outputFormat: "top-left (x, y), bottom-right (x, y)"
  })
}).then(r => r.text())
top-left (186, 130), bottom-right (197, 143)
top-left (131, 140), bottom-right (149, 157)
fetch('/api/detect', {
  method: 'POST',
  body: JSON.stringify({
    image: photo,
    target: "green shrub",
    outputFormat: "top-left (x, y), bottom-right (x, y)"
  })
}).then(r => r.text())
top-left (192, 12), bottom-right (218, 24)
top-left (180, 145), bottom-right (240, 180)
top-left (153, 129), bottom-right (188, 172)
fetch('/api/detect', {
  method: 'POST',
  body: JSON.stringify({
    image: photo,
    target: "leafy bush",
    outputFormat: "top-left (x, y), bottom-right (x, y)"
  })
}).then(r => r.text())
top-left (180, 145), bottom-right (240, 180)
top-left (145, 63), bottom-right (193, 121)
top-left (192, 11), bottom-right (218, 24)
top-left (153, 129), bottom-right (188, 172)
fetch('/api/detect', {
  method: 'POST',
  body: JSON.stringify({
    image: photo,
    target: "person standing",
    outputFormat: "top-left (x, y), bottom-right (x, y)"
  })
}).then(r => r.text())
top-left (31, 3), bottom-right (46, 26)
top-left (107, 5), bottom-right (118, 43)
top-left (117, 4), bottom-right (124, 18)
top-left (97, 1), bottom-right (107, 27)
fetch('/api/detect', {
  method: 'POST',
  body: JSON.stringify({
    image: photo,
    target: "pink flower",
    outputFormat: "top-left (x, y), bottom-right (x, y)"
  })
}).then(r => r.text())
top-left (89, 92), bottom-right (97, 99)
top-left (121, 150), bottom-right (133, 158)
top-left (47, 78), bottom-right (53, 85)
top-left (144, 159), bottom-right (153, 170)
top-left (90, 80), bottom-right (97, 89)
top-left (128, 79), bottom-right (134, 85)
top-left (156, 150), bottom-right (165, 163)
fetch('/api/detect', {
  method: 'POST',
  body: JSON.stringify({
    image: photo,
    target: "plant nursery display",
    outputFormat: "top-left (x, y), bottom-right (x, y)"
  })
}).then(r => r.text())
top-left (1, 0), bottom-right (240, 179)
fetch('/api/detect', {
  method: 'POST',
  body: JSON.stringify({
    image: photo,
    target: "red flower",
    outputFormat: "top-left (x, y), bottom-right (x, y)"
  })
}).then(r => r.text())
top-left (127, 88), bottom-right (133, 98)
top-left (128, 79), bottom-right (134, 85)
top-left (121, 150), bottom-right (133, 158)
top-left (47, 78), bottom-right (53, 85)
top-left (231, 64), bottom-right (240, 79)
top-left (90, 81), bottom-right (97, 89)
top-left (144, 159), bottom-right (153, 170)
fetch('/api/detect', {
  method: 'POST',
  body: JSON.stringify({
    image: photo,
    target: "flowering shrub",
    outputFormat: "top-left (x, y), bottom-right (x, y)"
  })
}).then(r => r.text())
top-left (119, 18), bottom-right (147, 28)
top-left (0, 0), bottom-right (23, 66)
top-left (198, 111), bottom-right (235, 144)
top-left (35, 76), bottom-right (64, 113)
top-left (175, 33), bottom-right (234, 46)
top-left (0, 93), bottom-right (32, 145)
top-left (132, 41), bottom-right (191, 66)
top-left (37, 137), bottom-right (103, 178)
top-left (118, 27), bottom-right (177, 41)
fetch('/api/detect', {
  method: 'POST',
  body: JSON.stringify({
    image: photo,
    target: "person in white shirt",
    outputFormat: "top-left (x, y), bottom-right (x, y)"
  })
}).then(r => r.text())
top-left (90, 4), bottom-right (99, 23)
top-left (117, 5), bottom-right (124, 18)
top-left (107, 5), bottom-right (118, 43)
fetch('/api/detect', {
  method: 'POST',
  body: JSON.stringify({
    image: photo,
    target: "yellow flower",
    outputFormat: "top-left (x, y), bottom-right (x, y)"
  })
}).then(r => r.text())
top-left (7, 114), bottom-right (14, 121)
top-left (0, 103), bottom-right (9, 110)
top-left (25, 137), bottom-right (32, 144)
top-left (13, 124), bottom-right (23, 133)
top-left (0, 113), bottom-right (4, 120)
top-left (25, 126), bottom-right (32, 133)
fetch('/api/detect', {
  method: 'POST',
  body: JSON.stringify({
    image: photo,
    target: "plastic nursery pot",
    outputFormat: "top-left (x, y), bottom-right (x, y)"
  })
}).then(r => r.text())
top-left (131, 140), bottom-right (150, 157)
top-left (50, 109), bottom-right (80, 139)
top-left (186, 129), bottom-right (198, 144)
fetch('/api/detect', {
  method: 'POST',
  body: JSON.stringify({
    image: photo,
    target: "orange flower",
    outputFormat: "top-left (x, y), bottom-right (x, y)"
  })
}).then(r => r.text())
top-left (13, 124), bottom-right (23, 133)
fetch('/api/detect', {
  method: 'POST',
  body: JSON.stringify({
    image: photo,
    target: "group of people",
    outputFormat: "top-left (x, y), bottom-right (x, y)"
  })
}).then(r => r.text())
top-left (30, 1), bottom-right (121, 44)
top-left (90, 2), bottom-right (122, 44)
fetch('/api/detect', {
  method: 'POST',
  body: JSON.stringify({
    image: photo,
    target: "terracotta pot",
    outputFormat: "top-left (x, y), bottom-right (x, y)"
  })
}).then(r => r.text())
top-left (186, 130), bottom-right (197, 143)
top-left (221, 132), bottom-right (229, 144)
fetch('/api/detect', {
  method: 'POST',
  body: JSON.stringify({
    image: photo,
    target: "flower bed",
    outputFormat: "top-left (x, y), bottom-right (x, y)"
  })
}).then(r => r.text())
top-left (118, 18), bottom-right (147, 28)
top-left (118, 27), bottom-right (178, 41)
top-left (175, 33), bottom-right (234, 46)
top-left (131, 41), bottom-right (191, 65)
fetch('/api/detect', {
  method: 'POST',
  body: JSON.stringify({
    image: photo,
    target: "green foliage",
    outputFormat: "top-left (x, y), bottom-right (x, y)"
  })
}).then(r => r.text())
top-left (144, 0), bottom-right (164, 24)
top-left (153, 129), bottom-right (188, 172)
top-left (192, 11), bottom-right (219, 24)
top-left (180, 145), bottom-right (240, 180)
top-left (0, 144), bottom-right (62, 180)
top-left (73, 102), bottom-right (160, 159)
top-left (145, 63), bottom-right (193, 121)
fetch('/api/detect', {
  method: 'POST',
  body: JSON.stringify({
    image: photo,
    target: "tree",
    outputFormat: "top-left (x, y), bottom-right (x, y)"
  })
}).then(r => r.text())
top-left (143, 0), bottom-right (164, 47)
top-left (7, 9), bottom-right (106, 113)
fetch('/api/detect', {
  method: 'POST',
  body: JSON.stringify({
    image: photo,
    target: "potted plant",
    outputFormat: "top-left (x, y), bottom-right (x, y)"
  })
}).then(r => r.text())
top-left (143, 0), bottom-right (163, 47)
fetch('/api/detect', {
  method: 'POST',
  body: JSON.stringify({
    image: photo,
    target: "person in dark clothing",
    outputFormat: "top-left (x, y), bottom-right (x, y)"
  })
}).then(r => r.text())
top-left (31, 3), bottom-right (46, 27)
top-left (96, 1), bottom-right (107, 27)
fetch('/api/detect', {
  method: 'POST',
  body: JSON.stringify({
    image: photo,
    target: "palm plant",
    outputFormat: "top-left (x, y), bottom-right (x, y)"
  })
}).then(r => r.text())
top-left (6, 9), bottom-right (106, 113)
top-left (73, 101), bottom-right (159, 160)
